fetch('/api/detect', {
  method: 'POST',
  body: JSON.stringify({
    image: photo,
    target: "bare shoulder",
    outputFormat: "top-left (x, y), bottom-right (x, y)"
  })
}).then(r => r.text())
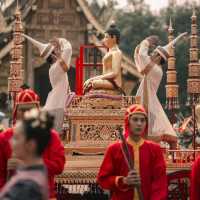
top-left (112, 49), bottom-right (122, 57)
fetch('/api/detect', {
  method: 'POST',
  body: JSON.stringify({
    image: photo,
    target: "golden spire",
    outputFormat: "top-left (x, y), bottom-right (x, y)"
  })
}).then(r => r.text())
top-left (165, 17), bottom-right (179, 110)
top-left (168, 17), bottom-right (174, 35)
top-left (8, 3), bottom-right (24, 106)
top-left (167, 17), bottom-right (175, 58)
top-left (187, 8), bottom-right (200, 105)
top-left (191, 7), bottom-right (197, 37)
top-left (191, 7), bottom-right (196, 20)
top-left (15, 0), bottom-right (20, 16)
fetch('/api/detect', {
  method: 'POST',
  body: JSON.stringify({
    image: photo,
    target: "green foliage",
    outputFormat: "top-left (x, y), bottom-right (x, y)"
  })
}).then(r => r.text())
top-left (116, 2), bottom-right (200, 108)
top-left (117, 10), bottom-right (164, 57)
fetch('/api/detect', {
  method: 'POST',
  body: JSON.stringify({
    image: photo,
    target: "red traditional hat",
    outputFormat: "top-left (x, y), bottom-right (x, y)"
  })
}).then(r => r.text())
top-left (124, 104), bottom-right (148, 138)
top-left (13, 89), bottom-right (40, 124)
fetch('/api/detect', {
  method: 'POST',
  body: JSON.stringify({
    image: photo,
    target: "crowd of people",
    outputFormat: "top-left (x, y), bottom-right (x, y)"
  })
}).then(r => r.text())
top-left (0, 89), bottom-right (65, 200)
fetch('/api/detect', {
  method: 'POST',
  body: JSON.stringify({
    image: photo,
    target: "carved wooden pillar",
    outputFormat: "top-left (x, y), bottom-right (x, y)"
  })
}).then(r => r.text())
top-left (8, 5), bottom-right (24, 107)
top-left (187, 9), bottom-right (200, 105)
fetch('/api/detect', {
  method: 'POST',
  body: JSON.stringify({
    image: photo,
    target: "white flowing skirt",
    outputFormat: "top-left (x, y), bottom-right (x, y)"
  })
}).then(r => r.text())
top-left (136, 65), bottom-right (177, 138)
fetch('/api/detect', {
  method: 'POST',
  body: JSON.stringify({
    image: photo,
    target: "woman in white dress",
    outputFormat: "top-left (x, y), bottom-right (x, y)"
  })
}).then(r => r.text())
top-left (23, 34), bottom-right (73, 133)
top-left (134, 33), bottom-right (187, 143)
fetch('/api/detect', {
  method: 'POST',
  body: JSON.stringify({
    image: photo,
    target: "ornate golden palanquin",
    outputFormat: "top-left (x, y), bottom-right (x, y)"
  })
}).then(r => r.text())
top-left (56, 92), bottom-right (140, 184)
top-left (56, 92), bottom-right (200, 185)
top-left (55, 92), bottom-right (200, 200)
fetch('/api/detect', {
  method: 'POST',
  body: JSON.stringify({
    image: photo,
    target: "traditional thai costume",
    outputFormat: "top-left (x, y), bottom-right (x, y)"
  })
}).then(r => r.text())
top-left (0, 89), bottom-right (65, 198)
top-left (134, 33), bottom-right (187, 142)
top-left (97, 104), bottom-right (167, 200)
top-left (23, 34), bottom-right (73, 133)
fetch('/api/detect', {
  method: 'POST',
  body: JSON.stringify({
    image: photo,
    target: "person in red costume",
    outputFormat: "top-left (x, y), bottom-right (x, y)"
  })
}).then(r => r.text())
top-left (190, 155), bottom-right (200, 200)
top-left (190, 104), bottom-right (200, 200)
top-left (97, 104), bottom-right (167, 200)
top-left (0, 89), bottom-right (65, 199)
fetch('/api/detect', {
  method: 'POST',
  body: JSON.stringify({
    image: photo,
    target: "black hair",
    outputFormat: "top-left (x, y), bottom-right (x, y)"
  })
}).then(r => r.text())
top-left (160, 57), bottom-right (166, 65)
top-left (46, 54), bottom-right (54, 65)
top-left (46, 51), bottom-right (56, 65)
top-left (105, 23), bottom-right (120, 44)
top-left (22, 109), bottom-right (54, 156)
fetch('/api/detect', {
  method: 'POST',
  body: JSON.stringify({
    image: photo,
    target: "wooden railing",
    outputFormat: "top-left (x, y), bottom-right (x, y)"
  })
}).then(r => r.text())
top-left (164, 149), bottom-right (200, 169)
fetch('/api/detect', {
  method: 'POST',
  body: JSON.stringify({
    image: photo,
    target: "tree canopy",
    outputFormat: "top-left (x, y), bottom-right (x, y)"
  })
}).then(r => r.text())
top-left (115, 1), bottom-right (200, 109)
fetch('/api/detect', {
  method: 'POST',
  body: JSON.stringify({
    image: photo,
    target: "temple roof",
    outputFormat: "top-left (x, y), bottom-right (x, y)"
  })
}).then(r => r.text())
top-left (0, 0), bottom-right (141, 78)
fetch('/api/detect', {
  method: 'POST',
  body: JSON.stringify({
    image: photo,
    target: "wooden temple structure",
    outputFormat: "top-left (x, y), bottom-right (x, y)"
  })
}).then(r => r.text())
top-left (55, 8), bottom-right (200, 200)
top-left (54, 11), bottom-right (200, 200)
top-left (0, 0), bottom-right (141, 104)
top-left (3, 1), bottom-right (200, 200)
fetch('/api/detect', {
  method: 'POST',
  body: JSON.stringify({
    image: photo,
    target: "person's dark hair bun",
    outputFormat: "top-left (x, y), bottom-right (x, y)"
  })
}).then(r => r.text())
top-left (22, 109), bottom-right (54, 156)
top-left (24, 109), bottom-right (54, 131)
top-left (105, 21), bottom-right (120, 44)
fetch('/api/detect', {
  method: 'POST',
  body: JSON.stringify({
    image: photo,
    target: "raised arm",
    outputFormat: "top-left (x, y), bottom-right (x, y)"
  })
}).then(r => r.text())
top-left (55, 38), bottom-right (72, 72)
top-left (134, 39), bottom-right (151, 73)
top-left (134, 35), bottom-right (160, 73)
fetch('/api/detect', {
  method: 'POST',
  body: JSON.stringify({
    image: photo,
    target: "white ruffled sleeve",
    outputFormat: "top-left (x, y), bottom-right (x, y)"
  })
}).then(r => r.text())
top-left (59, 38), bottom-right (72, 70)
top-left (134, 39), bottom-right (151, 73)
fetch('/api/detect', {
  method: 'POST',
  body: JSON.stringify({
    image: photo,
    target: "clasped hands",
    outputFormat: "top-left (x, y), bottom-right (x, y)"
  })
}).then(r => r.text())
top-left (122, 169), bottom-right (141, 186)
